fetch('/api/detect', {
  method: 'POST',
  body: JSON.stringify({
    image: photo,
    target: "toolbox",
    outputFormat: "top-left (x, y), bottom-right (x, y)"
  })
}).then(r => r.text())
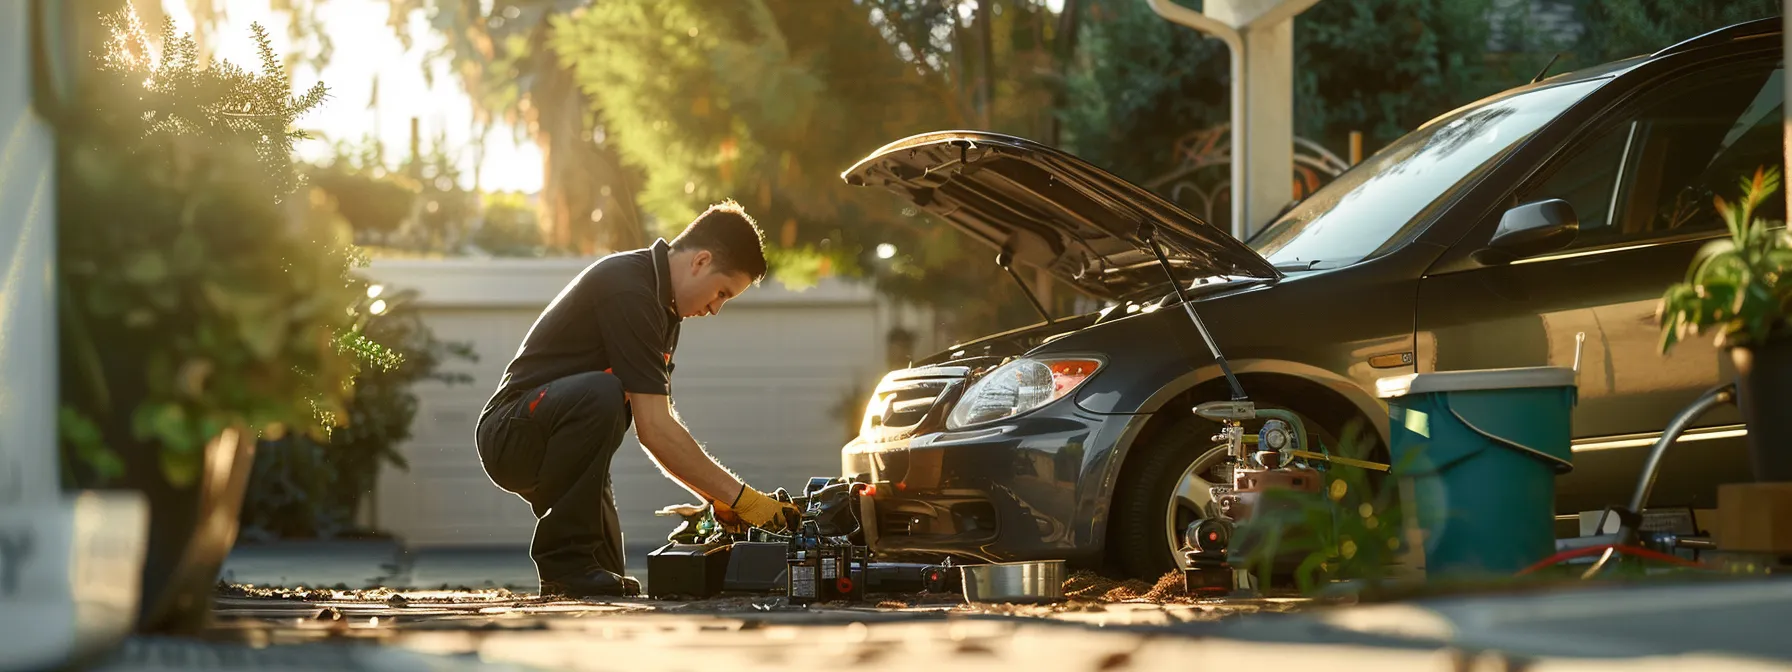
top-left (646, 541), bottom-right (733, 599)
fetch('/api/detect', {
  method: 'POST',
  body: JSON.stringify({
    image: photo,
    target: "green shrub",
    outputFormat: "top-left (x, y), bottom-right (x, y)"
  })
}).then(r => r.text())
top-left (58, 9), bottom-right (397, 487)
top-left (473, 191), bottom-right (548, 256)
top-left (240, 288), bottom-right (476, 540)
top-left (1233, 419), bottom-right (1408, 594)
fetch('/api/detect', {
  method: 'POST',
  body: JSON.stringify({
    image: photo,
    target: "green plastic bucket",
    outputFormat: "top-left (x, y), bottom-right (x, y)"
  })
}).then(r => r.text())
top-left (1377, 367), bottom-right (1578, 576)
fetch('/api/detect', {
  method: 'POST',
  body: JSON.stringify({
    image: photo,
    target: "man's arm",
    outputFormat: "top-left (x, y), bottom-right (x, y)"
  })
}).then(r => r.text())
top-left (627, 392), bottom-right (746, 505)
top-left (591, 289), bottom-right (795, 529)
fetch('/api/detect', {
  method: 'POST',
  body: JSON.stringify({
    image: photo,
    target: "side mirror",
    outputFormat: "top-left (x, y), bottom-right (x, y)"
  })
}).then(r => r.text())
top-left (1475, 199), bottom-right (1578, 265)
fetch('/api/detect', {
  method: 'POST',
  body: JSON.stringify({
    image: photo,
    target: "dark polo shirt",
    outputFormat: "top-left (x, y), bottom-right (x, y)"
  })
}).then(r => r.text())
top-left (482, 239), bottom-right (683, 420)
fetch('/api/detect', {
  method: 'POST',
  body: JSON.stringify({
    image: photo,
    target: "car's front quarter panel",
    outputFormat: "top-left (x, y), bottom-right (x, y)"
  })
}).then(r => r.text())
top-left (840, 396), bottom-right (1147, 566)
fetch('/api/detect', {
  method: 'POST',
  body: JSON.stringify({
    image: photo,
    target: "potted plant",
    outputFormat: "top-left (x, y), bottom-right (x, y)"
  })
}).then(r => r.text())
top-left (55, 10), bottom-right (397, 632)
top-left (1659, 165), bottom-right (1792, 481)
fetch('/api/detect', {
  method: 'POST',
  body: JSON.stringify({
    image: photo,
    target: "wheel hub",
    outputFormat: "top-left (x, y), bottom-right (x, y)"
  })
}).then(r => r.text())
top-left (1165, 445), bottom-right (1231, 570)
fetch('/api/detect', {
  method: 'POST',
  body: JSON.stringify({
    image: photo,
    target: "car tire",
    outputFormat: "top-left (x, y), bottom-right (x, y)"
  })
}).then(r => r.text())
top-left (1107, 415), bottom-right (1226, 580)
top-left (1108, 408), bottom-right (1356, 580)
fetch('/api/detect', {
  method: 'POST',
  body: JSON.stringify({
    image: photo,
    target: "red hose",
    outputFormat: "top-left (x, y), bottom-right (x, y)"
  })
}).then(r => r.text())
top-left (1517, 543), bottom-right (1706, 576)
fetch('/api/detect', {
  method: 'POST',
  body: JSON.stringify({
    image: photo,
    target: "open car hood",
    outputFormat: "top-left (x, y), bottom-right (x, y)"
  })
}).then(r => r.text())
top-left (842, 131), bottom-right (1279, 301)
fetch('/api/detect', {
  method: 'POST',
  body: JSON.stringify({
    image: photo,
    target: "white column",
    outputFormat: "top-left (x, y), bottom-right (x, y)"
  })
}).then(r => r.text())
top-left (1239, 17), bottom-right (1296, 240)
top-left (0, 0), bottom-right (61, 508)
top-left (1, 4), bottom-right (149, 668)
top-left (1148, 0), bottom-right (1322, 241)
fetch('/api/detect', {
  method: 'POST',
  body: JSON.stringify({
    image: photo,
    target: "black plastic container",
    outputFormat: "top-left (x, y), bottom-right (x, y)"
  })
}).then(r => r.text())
top-left (1734, 333), bottom-right (1792, 482)
top-left (786, 533), bottom-right (868, 604)
top-left (646, 542), bottom-right (733, 599)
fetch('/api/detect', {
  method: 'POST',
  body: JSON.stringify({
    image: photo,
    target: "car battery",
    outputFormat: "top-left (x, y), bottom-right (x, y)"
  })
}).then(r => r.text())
top-left (722, 541), bottom-right (790, 592)
top-left (863, 562), bottom-right (957, 594)
top-left (785, 535), bottom-right (868, 604)
top-left (646, 541), bottom-right (733, 599)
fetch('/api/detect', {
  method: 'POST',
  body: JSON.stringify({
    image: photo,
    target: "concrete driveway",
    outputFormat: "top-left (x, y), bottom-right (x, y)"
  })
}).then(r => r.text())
top-left (84, 576), bottom-right (1792, 672)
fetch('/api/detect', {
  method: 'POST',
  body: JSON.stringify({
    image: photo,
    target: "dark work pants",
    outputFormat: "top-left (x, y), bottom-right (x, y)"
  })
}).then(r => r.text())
top-left (475, 372), bottom-right (631, 580)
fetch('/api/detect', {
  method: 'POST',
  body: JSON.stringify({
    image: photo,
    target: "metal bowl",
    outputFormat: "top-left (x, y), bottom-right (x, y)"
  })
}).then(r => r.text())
top-left (960, 560), bottom-right (1066, 604)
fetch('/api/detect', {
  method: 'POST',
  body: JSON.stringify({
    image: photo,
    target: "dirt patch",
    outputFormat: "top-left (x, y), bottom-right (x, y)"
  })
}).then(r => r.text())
top-left (1062, 570), bottom-right (1202, 603)
top-left (217, 581), bottom-right (525, 605)
top-left (1061, 569), bottom-right (1310, 606)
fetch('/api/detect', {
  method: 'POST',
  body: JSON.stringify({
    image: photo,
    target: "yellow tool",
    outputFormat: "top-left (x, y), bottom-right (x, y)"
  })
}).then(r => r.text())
top-left (1287, 449), bottom-right (1391, 472)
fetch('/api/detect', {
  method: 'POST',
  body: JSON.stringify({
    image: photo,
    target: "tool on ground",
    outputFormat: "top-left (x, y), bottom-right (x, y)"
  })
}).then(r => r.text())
top-left (647, 475), bottom-right (958, 602)
top-left (960, 560), bottom-right (1066, 604)
top-left (782, 481), bottom-right (870, 604)
top-left (1179, 409), bottom-right (1335, 593)
top-left (1543, 383), bottom-right (1736, 578)
top-left (1140, 224), bottom-right (1365, 593)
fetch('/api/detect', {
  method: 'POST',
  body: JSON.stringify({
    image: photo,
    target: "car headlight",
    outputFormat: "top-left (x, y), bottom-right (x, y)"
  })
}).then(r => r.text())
top-left (946, 357), bottom-right (1103, 430)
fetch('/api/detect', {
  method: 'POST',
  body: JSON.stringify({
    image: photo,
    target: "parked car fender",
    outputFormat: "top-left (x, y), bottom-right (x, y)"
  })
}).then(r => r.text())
top-left (1074, 359), bottom-right (1391, 552)
top-left (1135, 359), bottom-right (1389, 438)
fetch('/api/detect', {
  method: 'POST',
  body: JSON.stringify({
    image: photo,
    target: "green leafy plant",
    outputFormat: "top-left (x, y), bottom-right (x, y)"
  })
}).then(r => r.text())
top-left (58, 9), bottom-right (399, 488)
top-left (473, 191), bottom-right (549, 257)
top-left (308, 139), bottom-right (421, 241)
top-left (1233, 419), bottom-right (1408, 594)
top-left (1658, 165), bottom-right (1791, 353)
top-left (241, 288), bottom-right (476, 540)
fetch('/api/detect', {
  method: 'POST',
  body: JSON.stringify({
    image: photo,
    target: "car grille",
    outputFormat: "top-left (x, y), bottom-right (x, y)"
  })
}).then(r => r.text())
top-left (859, 365), bottom-right (970, 442)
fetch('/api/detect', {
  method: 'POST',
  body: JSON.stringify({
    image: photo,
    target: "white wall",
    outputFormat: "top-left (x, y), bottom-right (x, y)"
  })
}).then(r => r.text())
top-left (359, 258), bottom-right (933, 553)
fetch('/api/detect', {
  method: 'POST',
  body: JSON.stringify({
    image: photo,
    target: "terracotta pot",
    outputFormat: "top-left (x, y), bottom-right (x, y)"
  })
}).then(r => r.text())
top-left (1731, 332), bottom-right (1792, 482)
top-left (114, 426), bottom-right (256, 633)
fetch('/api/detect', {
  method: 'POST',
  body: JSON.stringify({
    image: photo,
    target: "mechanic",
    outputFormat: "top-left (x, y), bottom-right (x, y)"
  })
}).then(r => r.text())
top-left (474, 200), bottom-right (801, 598)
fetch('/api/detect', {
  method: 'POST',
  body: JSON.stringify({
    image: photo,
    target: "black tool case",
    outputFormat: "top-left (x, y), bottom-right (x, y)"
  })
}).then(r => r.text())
top-left (645, 541), bottom-right (733, 599)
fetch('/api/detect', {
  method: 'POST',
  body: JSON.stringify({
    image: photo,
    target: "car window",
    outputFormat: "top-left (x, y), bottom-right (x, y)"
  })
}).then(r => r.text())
top-left (1509, 62), bottom-right (1785, 251)
top-left (1249, 78), bottom-right (1606, 269)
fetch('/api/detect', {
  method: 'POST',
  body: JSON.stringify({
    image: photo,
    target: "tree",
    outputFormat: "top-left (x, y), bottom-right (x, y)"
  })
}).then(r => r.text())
top-left (1058, 0), bottom-right (1231, 184)
top-left (550, 0), bottom-right (1087, 340)
top-left (183, 0), bottom-right (648, 255)
top-left (1293, 0), bottom-right (1505, 153)
top-left (1563, 0), bottom-right (1781, 66)
top-left (389, 0), bottom-right (647, 254)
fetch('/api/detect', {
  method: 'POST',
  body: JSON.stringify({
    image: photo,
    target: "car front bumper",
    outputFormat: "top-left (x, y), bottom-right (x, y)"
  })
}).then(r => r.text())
top-left (839, 404), bottom-right (1145, 567)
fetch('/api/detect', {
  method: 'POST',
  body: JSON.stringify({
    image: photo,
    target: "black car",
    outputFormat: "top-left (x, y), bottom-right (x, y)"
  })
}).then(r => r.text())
top-left (834, 18), bottom-right (1785, 579)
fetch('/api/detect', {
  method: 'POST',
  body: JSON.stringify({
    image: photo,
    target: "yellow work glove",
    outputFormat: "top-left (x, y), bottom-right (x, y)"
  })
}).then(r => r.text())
top-left (726, 485), bottom-right (802, 533)
top-left (709, 500), bottom-right (750, 534)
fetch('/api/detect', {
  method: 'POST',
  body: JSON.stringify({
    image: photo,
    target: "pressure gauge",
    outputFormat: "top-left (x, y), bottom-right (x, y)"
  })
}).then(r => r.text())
top-left (1258, 419), bottom-right (1293, 452)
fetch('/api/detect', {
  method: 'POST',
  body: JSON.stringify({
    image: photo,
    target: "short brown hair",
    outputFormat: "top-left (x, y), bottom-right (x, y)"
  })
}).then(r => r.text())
top-left (670, 200), bottom-right (768, 282)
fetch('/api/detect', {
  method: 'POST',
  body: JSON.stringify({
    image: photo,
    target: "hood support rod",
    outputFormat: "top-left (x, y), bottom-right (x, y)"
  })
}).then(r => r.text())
top-left (996, 247), bottom-right (1054, 325)
top-left (1141, 225), bottom-right (1247, 401)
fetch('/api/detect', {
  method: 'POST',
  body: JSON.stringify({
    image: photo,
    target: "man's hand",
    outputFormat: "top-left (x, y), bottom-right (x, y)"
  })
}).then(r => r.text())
top-left (710, 499), bottom-right (750, 534)
top-left (653, 503), bottom-right (707, 519)
top-left (731, 486), bottom-right (803, 534)
top-left (627, 394), bottom-right (802, 532)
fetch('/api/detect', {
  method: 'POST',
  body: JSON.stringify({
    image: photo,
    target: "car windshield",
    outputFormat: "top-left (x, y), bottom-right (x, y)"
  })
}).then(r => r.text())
top-left (1249, 78), bottom-right (1608, 268)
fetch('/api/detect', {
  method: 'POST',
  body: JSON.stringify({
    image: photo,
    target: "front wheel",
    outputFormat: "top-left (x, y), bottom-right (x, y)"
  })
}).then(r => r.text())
top-left (1107, 410), bottom-right (1349, 580)
top-left (1107, 416), bottom-right (1231, 580)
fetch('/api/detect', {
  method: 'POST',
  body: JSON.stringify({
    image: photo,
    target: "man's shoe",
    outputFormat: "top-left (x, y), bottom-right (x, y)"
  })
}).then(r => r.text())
top-left (540, 569), bottom-right (641, 598)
